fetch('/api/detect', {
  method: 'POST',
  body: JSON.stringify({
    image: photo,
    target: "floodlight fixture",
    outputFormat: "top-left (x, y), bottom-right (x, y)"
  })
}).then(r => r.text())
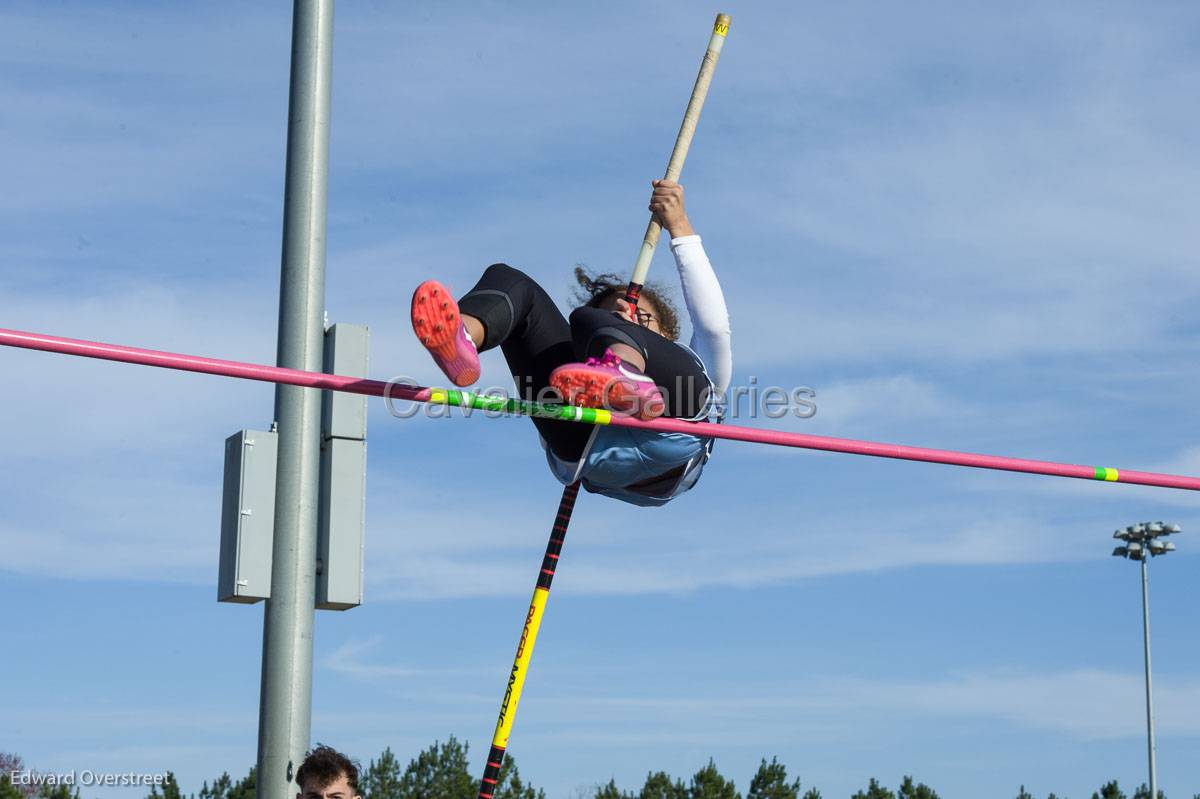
top-left (1108, 521), bottom-right (1181, 799)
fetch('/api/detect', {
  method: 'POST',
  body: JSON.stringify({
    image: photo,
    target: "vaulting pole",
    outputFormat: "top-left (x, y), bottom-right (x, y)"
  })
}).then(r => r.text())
top-left (475, 481), bottom-right (580, 799)
top-left (625, 12), bottom-right (730, 310)
top-left (475, 17), bottom-right (733, 787)
top-left (4, 327), bottom-right (1200, 492)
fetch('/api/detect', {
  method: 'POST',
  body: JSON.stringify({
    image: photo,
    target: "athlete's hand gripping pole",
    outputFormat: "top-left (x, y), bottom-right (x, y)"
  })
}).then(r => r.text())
top-left (624, 12), bottom-right (730, 314)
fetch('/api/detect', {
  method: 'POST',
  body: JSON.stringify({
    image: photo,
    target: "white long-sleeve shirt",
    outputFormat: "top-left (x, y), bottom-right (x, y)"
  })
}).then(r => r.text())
top-left (670, 234), bottom-right (732, 402)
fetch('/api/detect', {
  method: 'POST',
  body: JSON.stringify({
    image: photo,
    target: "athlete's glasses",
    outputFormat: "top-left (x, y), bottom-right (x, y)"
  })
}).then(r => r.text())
top-left (634, 309), bottom-right (656, 327)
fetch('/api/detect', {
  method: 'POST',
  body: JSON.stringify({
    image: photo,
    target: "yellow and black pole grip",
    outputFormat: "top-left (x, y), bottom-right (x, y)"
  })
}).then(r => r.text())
top-left (476, 481), bottom-right (581, 799)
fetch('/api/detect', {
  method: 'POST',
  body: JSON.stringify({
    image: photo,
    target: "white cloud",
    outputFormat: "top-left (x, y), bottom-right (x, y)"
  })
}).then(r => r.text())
top-left (0, 6), bottom-right (287, 214)
top-left (353, 482), bottom-right (1104, 599)
top-left (800, 374), bottom-right (966, 434)
top-left (0, 467), bottom-right (219, 581)
top-left (524, 668), bottom-right (1200, 744)
top-left (697, 9), bottom-right (1200, 373)
top-left (838, 669), bottom-right (1200, 739)
top-left (321, 636), bottom-right (500, 683)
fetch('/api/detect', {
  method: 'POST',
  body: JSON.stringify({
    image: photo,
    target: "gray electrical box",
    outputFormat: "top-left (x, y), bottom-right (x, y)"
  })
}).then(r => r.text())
top-left (218, 429), bottom-right (277, 603)
top-left (317, 323), bottom-right (368, 610)
top-left (317, 437), bottom-right (367, 609)
top-left (322, 324), bottom-right (368, 440)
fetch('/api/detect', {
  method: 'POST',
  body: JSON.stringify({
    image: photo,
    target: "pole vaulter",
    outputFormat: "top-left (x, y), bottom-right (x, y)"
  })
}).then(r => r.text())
top-left (476, 14), bottom-right (733, 798)
top-left (3, 324), bottom-right (1198, 492)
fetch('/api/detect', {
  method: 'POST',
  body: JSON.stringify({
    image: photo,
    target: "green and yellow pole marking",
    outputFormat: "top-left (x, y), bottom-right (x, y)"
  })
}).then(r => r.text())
top-left (625, 12), bottom-right (731, 309)
top-left (427, 388), bottom-right (612, 426)
top-left (477, 482), bottom-right (581, 799)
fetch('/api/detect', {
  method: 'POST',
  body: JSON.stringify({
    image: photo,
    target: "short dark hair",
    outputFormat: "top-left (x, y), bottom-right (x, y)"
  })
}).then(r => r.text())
top-left (296, 745), bottom-right (360, 795)
top-left (571, 265), bottom-right (681, 342)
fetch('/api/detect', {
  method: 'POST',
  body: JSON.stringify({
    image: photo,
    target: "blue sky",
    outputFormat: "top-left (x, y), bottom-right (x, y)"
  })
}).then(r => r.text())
top-left (4, 2), bottom-right (1200, 798)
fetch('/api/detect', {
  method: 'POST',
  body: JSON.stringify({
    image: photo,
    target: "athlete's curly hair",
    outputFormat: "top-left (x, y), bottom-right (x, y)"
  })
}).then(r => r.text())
top-left (296, 745), bottom-right (360, 795)
top-left (570, 265), bottom-right (681, 342)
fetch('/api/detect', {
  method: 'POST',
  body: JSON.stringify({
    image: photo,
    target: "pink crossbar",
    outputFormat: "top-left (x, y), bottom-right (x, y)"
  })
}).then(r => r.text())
top-left (3, 326), bottom-right (1198, 492)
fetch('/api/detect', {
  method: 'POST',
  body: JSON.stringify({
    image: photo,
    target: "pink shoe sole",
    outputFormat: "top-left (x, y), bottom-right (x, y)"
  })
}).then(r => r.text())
top-left (411, 280), bottom-right (480, 387)
top-left (550, 364), bottom-right (665, 420)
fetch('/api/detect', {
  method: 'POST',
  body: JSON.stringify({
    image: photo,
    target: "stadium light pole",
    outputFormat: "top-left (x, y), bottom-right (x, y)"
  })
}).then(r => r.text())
top-left (1111, 521), bottom-right (1180, 799)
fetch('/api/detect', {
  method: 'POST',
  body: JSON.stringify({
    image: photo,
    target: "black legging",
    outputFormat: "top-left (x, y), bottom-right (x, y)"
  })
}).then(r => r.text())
top-left (457, 264), bottom-right (712, 462)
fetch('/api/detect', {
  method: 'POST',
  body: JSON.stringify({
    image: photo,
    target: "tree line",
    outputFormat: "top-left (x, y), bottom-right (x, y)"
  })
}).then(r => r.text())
top-left (2, 746), bottom-right (1195, 799)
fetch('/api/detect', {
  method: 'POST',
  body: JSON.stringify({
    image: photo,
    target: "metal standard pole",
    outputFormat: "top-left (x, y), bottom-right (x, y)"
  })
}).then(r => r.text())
top-left (1141, 556), bottom-right (1158, 799)
top-left (257, 2), bottom-right (334, 797)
